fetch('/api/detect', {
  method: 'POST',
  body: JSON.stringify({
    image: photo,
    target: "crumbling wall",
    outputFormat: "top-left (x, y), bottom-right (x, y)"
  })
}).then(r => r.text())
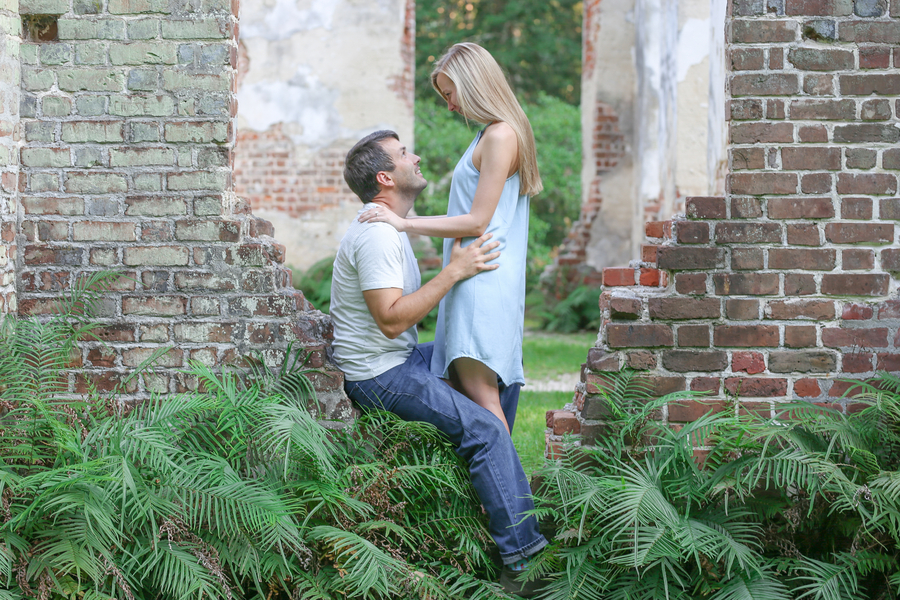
top-left (15, 0), bottom-right (349, 417)
top-left (233, 0), bottom-right (415, 272)
top-left (551, 0), bottom-right (728, 289)
top-left (550, 0), bottom-right (900, 454)
top-left (0, 0), bottom-right (18, 314)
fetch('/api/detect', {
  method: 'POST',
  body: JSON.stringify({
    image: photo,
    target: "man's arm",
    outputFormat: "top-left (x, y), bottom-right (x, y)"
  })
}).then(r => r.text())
top-left (363, 233), bottom-right (500, 339)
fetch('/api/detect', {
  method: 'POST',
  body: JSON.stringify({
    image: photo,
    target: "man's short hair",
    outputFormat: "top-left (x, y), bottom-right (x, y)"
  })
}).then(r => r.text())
top-left (344, 130), bottom-right (399, 203)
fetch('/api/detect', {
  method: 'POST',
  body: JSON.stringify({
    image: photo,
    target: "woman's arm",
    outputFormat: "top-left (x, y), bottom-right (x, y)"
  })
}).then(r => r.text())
top-left (359, 124), bottom-right (518, 238)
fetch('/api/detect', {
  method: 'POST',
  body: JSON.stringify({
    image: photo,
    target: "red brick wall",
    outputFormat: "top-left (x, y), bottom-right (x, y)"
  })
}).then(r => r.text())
top-left (550, 0), bottom-right (900, 454)
top-left (15, 0), bottom-right (348, 416)
top-left (0, 0), bottom-right (18, 315)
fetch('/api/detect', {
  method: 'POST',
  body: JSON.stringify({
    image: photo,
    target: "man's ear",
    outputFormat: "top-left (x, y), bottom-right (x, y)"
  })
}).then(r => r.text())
top-left (376, 171), bottom-right (394, 188)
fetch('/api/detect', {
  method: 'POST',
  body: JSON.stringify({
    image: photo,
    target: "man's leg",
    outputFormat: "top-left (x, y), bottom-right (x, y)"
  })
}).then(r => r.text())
top-left (345, 343), bottom-right (547, 564)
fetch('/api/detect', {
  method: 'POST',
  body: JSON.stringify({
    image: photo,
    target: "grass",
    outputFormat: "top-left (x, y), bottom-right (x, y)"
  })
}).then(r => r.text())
top-left (513, 390), bottom-right (573, 475)
top-left (416, 327), bottom-right (594, 475)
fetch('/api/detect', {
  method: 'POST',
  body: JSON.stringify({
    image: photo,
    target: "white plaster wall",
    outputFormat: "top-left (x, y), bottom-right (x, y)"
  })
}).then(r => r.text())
top-left (236, 0), bottom-right (414, 271)
top-left (582, 0), bottom-right (639, 271)
top-left (582, 0), bottom-right (727, 270)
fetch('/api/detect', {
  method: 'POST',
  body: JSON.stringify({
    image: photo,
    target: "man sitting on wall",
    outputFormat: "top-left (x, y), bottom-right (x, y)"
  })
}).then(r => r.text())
top-left (329, 130), bottom-right (548, 596)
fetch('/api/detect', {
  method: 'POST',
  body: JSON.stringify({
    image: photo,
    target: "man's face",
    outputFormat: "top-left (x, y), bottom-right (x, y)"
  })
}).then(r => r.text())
top-left (379, 138), bottom-right (427, 198)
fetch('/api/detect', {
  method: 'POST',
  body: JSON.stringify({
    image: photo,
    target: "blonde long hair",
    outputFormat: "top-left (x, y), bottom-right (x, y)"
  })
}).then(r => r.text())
top-left (431, 43), bottom-right (543, 196)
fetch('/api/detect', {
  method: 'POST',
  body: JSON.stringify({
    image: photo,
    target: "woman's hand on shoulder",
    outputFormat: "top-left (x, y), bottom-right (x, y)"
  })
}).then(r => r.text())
top-left (358, 205), bottom-right (406, 232)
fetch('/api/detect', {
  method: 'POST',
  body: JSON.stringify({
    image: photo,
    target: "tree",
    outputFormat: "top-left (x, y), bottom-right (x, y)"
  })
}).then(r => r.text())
top-left (416, 0), bottom-right (584, 106)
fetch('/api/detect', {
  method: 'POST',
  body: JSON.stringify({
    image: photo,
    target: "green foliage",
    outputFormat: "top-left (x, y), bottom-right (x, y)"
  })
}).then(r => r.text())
top-left (527, 371), bottom-right (900, 600)
top-left (294, 255), bottom-right (334, 314)
top-left (530, 284), bottom-right (602, 333)
top-left (416, 0), bottom-right (584, 105)
top-left (0, 281), bottom-right (515, 599)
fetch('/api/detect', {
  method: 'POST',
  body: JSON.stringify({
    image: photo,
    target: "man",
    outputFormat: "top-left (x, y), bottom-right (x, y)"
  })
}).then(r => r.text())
top-left (330, 130), bottom-right (548, 596)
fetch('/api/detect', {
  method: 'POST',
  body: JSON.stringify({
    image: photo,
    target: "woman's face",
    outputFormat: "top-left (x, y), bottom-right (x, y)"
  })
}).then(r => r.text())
top-left (435, 72), bottom-right (461, 115)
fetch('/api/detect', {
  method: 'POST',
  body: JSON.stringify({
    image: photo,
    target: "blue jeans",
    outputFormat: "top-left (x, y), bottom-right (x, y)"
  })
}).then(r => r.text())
top-left (344, 343), bottom-right (548, 565)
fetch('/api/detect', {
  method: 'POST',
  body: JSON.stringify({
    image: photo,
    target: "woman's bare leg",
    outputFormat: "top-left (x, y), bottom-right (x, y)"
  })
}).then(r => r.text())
top-left (450, 357), bottom-right (510, 433)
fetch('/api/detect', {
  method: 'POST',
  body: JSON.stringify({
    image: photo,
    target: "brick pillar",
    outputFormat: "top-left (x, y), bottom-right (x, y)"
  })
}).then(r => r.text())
top-left (0, 0), bottom-right (19, 315)
top-left (551, 0), bottom-right (900, 454)
top-left (16, 0), bottom-right (349, 417)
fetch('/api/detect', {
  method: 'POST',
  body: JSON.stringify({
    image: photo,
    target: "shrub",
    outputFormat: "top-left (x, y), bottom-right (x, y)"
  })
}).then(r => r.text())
top-left (0, 278), bottom-right (514, 599)
top-left (294, 255), bottom-right (335, 314)
top-left (527, 371), bottom-right (900, 600)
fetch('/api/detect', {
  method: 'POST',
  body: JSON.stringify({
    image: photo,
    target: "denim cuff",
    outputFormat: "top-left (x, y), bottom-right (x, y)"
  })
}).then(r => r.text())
top-left (499, 535), bottom-right (549, 565)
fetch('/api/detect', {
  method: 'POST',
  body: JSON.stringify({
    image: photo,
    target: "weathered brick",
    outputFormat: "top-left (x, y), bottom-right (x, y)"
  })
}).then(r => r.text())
top-left (841, 248), bottom-right (875, 270)
top-left (841, 197), bottom-right (873, 220)
top-left (123, 347), bottom-right (183, 368)
top-left (884, 149), bottom-right (900, 171)
top-left (173, 271), bottom-right (236, 291)
top-left (122, 295), bottom-right (187, 316)
top-left (731, 98), bottom-right (763, 120)
top-left (73, 221), bottom-right (136, 241)
top-left (822, 273), bottom-right (889, 296)
top-left (768, 197), bottom-right (834, 220)
top-left (822, 326), bottom-right (888, 348)
top-left (162, 71), bottom-right (230, 91)
top-left (715, 221), bottom-right (782, 243)
top-left (731, 197), bottom-right (763, 218)
top-left (825, 222), bottom-right (893, 244)
top-left (784, 273), bottom-right (817, 295)
top-left (786, 223), bottom-right (821, 246)
top-left (713, 273), bottom-right (780, 295)
top-left (731, 47), bottom-right (765, 70)
top-left (607, 296), bottom-right (642, 319)
top-left (861, 99), bottom-right (891, 121)
top-left (61, 121), bottom-right (125, 143)
top-left (676, 221), bottom-right (710, 244)
top-left (767, 299), bottom-right (835, 320)
top-left (730, 122), bottom-right (794, 143)
top-left (161, 18), bottom-right (229, 39)
top-left (662, 350), bottom-right (727, 372)
top-left (839, 21), bottom-right (900, 43)
top-left (167, 171), bottom-right (229, 191)
top-left (123, 245), bottom-right (189, 266)
top-left (732, 19), bottom-right (797, 42)
top-left (109, 42), bottom-right (177, 65)
top-left (714, 325), bottom-right (780, 347)
top-left (21, 147), bottom-right (71, 168)
top-left (782, 147), bottom-right (841, 171)
top-left (732, 351), bottom-right (766, 373)
top-left (586, 347), bottom-right (621, 372)
top-left (677, 325), bottom-right (709, 347)
top-left (769, 248), bottom-right (835, 270)
top-left (125, 196), bottom-right (187, 216)
top-left (879, 248), bottom-right (900, 271)
top-left (649, 297), bottom-right (720, 320)
top-left (834, 124), bottom-right (900, 144)
top-left (165, 121), bottom-right (229, 143)
top-left (731, 147), bottom-right (766, 170)
top-left (726, 299), bottom-right (760, 320)
top-left (803, 73), bottom-right (835, 95)
top-left (626, 351), bottom-right (656, 370)
top-left (880, 198), bottom-right (900, 220)
top-left (798, 124), bottom-right (828, 143)
top-left (110, 147), bottom-right (174, 167)
top-left (725, 377), bottom-right (788, 397)
top-left (65, 173), bottom-right (127, 194)
top-left (789, 98), bottom-right (855, 120)
top-left (732, 247), bottom-right (765, 270)
top-left (109, 94), bottom-right (176, 117)
top-left (174, 322), bottom-right (234, 343)
top-left (607, 324), bottom-right (674, 348)
top-left (784, 325), bottom-right (817, 347)
top-left (859, 45), bottom-right (890, 69)
top-left (842, 352), bottom-right (874, 372)
top-left (730, 172), bottom-right (797, 195)
top-left (836, 173), bottom-right (897, 195)
top-left (658, 247), bottom-right (726, 270)
top-left (669, 400), bottom-right (728, 422)
top-left (785, 0), bottom-right (852, 14)
top-left (788, 47), bottom-right (854, 70)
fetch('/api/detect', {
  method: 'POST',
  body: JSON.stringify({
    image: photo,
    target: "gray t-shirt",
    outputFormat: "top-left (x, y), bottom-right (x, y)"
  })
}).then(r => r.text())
top-left (330, 204), bottom-right (421, 381)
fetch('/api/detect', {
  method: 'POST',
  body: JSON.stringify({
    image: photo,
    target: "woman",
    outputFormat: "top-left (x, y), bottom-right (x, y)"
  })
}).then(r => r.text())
top-left (359, 42), bottom-right (541, 433)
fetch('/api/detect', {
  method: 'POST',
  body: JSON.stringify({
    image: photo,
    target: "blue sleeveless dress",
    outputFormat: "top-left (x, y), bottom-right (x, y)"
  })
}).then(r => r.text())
top-left (430, 128), bottom-right (530, 386)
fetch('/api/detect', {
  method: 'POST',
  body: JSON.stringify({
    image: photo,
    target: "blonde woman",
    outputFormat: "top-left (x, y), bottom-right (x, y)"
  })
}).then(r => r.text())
top-left (359, 42), bottom-right (541, 435)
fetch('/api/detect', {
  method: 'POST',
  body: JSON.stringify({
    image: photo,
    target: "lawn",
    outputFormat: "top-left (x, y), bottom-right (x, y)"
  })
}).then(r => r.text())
top-left (418, 327), bottom-right (595, 475)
